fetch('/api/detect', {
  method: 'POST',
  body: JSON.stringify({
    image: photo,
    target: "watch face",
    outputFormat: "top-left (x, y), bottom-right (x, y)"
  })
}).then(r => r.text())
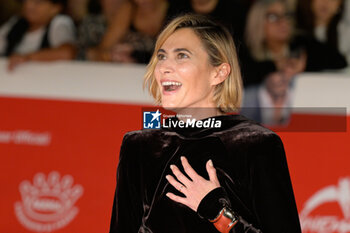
top-left (223, 208), bottom-right (238, 222)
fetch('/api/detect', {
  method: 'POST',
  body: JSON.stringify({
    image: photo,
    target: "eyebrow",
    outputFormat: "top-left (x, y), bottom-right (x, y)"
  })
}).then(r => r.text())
top-left (157, 48), bottom-right (192, 54)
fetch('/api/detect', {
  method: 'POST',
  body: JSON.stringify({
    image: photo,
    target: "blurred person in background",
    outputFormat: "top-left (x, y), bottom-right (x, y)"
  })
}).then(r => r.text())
top-left (241, 0), bottom-right (347, 125)
top-left (296, 0), bottom-right (350, 65)
top-left (76, 0), bottom-right (124, 60)
top-left (0, 0), bottom-right (76, 71)
top-left (88, 0), bottom-right (181, 64)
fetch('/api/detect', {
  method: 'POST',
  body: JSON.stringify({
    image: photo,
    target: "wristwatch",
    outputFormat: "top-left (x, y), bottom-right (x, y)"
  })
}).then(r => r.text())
top-left (209, 207), bottom-right (239, 233)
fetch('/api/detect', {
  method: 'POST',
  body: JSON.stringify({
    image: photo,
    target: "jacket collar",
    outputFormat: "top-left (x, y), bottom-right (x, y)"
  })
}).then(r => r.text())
top-left (162, 114), bottom-right (250, 138)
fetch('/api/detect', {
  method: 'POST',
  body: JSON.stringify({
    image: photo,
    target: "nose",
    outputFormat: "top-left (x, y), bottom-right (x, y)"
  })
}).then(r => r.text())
top-left (278, 18), bottom-right (289, 27)
top-left (158, 57), bottom-right (175, 75)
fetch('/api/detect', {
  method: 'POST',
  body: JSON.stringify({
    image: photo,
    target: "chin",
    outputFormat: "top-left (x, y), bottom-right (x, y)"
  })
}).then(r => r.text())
top-left (161, 103), bottom-right (177, 110)
top-left (161, 96), bottom-right (177, 108)
top-left (161, 101), bottom-right (186, 113)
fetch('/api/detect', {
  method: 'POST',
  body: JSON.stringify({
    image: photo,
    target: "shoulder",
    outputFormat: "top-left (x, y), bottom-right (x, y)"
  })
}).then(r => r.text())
top-left (48, 15), bottom-right (76, 45)
top-left (219, 114), bottom-right (278, 138)
top-left (0, 16), bottom-right (19, 35)
top-left (49, 14), bottom-right (75, 36)
top-left (50, 15), bottom-right (75, 29)
top-left (1, 16), bottom-right (19, 27)
top-left (119, 129), bottom-right (177, 163)
top-left (121, 128), bottom-right (174, 148)
top-left (123, 129), bottom-right (163, 140)
top-left (217, 115), bottom-right (283, 152)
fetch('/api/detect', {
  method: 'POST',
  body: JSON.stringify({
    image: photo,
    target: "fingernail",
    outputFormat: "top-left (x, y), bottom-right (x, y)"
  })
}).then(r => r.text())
top-left (208, 159), bottom-right (213, 167)
top-left (166, 193), bottom-right (170, 197)
top-left (165, 175), bottom-right (170, 180)
top-left (180, 156), bottom-right (185, 161)
top-left (170, 165), bottom-right (175, 170)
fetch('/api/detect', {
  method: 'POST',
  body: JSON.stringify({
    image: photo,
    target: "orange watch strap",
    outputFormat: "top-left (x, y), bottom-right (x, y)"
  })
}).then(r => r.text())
top-left (210, 208), bottom-right (238, 233)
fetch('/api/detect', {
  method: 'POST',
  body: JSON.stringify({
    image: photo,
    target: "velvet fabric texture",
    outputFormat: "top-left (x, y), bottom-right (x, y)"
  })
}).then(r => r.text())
top-left (109, 114), bottom-right (301, 233)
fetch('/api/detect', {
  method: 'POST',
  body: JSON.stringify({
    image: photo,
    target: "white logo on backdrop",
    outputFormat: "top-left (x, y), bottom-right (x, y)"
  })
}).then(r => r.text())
top-left (0, 130), bottom-right (51, 146)
top-left (14, 171), bottom-right (84, 232)
top-left (300, 177), bottom-right (350, 233)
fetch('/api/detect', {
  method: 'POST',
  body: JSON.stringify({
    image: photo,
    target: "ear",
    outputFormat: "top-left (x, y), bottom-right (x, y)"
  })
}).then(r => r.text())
top-left (211, 63), bottom-right (230, 86)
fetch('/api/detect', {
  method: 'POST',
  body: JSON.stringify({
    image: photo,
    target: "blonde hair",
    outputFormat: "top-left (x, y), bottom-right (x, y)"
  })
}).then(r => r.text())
top-left (143, 14), bottom-right (242, 112)
top-left (245, 0), bottom-right (291, 61)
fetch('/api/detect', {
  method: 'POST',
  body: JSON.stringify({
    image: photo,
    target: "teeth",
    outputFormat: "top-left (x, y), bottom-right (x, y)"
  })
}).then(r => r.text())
top-left (162, 81), bottom-right (182, 86)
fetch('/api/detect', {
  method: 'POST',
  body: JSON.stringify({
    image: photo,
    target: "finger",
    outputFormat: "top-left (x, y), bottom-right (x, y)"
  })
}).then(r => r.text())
top-left (8, 60), bottom-right (17, 71)
top-left (166, 192), bottom-right (187, 205)
top-left (170, 164), bottom-right (192, 186)
top-left (166, 175), bottom-right (187, 194)
top-left (8, 56), bottom-right (26, 71)
top-left (180, 156), bottom-right (199, 180)
top-left (206, 160), bottom-right (220, 185)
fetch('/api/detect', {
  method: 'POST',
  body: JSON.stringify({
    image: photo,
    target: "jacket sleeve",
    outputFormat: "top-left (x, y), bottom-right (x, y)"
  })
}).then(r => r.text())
top-left (248, 133), bottom-right (301, 232)
top-left (109, 133), bottom-right (143, 233)
top-left (197, 187), bottom-right (262, 233)
top-left (198, 133), bottom-right (301, 233)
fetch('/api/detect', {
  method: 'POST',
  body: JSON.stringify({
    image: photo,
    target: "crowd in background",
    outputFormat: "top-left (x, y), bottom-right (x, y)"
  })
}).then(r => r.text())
top-left (0, 0), bottom-right (349, 125)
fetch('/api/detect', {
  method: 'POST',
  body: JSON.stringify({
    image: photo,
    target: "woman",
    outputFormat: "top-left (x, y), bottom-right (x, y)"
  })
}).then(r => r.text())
top-left (242, 0), bottom-right (347, 86)
top-left (241, 0), bottom-right (347, 125)
top-left (0, 0), bottom-right (76, 71)
top-left (296, 0), bottom-right (350, 64)
top-left (109, 14), bottom-right (301, 233)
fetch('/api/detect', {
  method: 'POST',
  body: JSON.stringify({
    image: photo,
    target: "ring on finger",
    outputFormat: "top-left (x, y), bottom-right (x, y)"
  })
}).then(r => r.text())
top-left (179, 185), bottom-right (185, 192)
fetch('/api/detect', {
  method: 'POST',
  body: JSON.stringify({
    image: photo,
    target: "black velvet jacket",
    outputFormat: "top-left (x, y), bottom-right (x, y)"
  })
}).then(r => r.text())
top-left (109, 115), bottom-right (301, 233)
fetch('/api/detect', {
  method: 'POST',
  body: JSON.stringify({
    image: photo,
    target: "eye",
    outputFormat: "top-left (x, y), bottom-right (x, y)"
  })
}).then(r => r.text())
top-left (266, 13), bottom-right (279, 23)
top-left (157, 53), bottom-right (166, 60)
top-left (177, 52), bottom-right (189, 59)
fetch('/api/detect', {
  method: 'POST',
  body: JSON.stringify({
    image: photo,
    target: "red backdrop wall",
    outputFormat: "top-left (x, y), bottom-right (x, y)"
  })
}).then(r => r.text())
top-left (0, 97), bottom-right (349, 233)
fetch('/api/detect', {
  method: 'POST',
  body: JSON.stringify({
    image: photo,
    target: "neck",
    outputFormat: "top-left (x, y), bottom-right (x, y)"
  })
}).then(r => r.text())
top-left (315, 17), bottom-right (331, 27)
top-left (28, 15), bottom-right (55, 32)
top-left (176, 108), bottom-right (223, 121)
top-left (192, 0), bottom-right (219, 14)
top-left (266, 40), bottom-right (287, 58)
top-left (28, 23), bottom-right (45, 32)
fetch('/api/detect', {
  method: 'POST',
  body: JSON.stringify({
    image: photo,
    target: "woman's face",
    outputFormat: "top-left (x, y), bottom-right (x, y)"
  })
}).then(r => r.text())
top-left (312, 0), bottom-right (342, 24)
top-left (264, 2), bottom-right (292, 44)
top-left (154, 28), bottom-right (219, 110)
top-left (23, 0), bottom-right (61, 25)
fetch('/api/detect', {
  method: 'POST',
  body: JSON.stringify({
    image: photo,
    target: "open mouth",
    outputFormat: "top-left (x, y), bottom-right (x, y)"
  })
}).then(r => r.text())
top-left (161, 81), bottom-right (182, 92)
